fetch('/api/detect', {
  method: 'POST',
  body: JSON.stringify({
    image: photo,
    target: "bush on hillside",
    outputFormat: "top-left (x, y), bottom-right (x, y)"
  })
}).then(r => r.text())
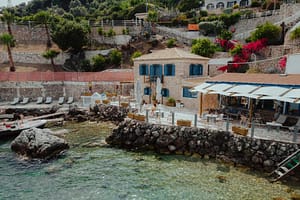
top-left (290, 27), bottom-right (300, 40)
top-left (191, 38), bottom-right (216, 57)
top-left (246, 22), bottom-right (281, 45)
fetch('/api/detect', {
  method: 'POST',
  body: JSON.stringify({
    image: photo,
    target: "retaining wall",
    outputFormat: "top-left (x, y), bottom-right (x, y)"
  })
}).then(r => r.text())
top-left (106, 119), bottom-right (300, 171)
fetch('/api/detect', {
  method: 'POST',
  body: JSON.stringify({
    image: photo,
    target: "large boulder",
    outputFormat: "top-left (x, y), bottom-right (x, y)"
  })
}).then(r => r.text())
top-left (11, 128), bottom-right (69, 159)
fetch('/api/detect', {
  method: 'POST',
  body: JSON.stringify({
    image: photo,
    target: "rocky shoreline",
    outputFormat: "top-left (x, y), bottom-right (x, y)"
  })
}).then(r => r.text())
top-left (5, 104), bottom-right (300, 172)
top-left (106, 119), bottom-right (300, 172)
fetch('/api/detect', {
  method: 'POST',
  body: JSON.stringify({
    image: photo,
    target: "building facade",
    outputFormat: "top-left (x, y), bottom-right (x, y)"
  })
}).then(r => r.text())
top-left (133, 48), bottom-right (209, 110)
top-left (201, 0), bottom-right (251, 11)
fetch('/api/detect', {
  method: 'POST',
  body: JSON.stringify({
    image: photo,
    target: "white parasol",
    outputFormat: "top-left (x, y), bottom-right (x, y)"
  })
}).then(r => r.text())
top-left (156, 77), bottom-right (162, 103)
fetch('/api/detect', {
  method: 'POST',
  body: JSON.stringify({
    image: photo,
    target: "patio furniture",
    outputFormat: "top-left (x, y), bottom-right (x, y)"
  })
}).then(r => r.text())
top-left (266, 114), bottom-right (287, 132)
top-left (289, 118), bottom-right (300, 132)
top-left (20, 97), bottom-right (30, 105)
top-left (10, 97), bottom-right (20, 105)
top-left (66, 97), bottom-right (74, 104)
top-left (36, 97), bottom-right (44, 104)
top-left (45, 97), bottom-right (52, 104)
top-left (266, 121), bottom-right (282, 132)
top-left (58, 97), bottom-right (65, 105)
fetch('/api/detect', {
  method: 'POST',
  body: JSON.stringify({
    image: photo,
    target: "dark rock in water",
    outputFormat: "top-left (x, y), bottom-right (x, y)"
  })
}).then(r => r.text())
top-left (11, 128), bottom-right (69, 160)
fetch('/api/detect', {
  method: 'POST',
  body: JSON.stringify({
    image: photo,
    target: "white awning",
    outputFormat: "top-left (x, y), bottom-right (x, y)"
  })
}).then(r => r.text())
top-left (260, 96), bottom-right (299, 103)
top-left (192, 82), bottom-right (300, 103)
top-left (206, 83), bottom-right (234, 94)
top-left (191, 82), bottom-right (213, 93)
top-left (251, 86), bottom-right (291, 96)
top-left (226, 85), bottom-right (260, 94)
top-left (281, 88), bottom-right (300, 99)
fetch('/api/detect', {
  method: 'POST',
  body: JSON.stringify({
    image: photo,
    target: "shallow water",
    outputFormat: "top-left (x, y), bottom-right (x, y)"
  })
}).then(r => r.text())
top-left (0, 121), bottom-right (299, 200)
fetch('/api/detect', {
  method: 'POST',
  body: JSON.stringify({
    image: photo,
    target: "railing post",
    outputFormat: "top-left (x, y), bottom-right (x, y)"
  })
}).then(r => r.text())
top-left (172, 111), bottom-right (175, 125)
top-left (194, 114), bottom-right (197, 127)
top-left (251, 121), bottom-right (255, 138)
top-left (293, 126), bottom-right (298, 143)
top-left (226, 117), bottom-right (229, 132)
top-left (146, 109), bottom-right (149, 122)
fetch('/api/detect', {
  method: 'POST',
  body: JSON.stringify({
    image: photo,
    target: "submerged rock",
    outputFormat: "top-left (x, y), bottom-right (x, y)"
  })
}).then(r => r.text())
top-left (11, 128), bottom-right (69, 160)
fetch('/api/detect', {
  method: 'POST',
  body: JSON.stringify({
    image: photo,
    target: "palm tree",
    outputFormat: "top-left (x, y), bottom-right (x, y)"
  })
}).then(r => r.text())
top-left (0, 33), bottom-right (15, 72)
top-left (34, 11), bottom-right (52, 49)
top-left (0, 9), bottom-right (15, 36)
top-left (42, 49), bottom-right (60, 71)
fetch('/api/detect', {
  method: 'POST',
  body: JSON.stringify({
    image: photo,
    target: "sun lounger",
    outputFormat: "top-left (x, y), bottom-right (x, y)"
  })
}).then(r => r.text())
top-left (289, 118), bottom-right (300, 132)
top-left (45, 97), bottom-right (52, 104)
top-left (20, 97), bottom-right (30, 105)
top-left (66, 97), bottom-right (74, 104)
top-left (58, 97), bottom-right (65, 105)
top-left (10, 97), bottom-right (20, 105)
top-left (36, 97), bottom-right (44, 104)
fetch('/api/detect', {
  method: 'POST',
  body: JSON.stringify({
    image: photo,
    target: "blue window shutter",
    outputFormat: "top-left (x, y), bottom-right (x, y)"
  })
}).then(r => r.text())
top-left (150, 65), bottom-right (154, 76)
top-left (195, 65), bottom-right (200, 75)
top-left (158, 64), bottom-right (162, 76)
top-left (139, 65), bottom-right (143, 75)
top-left (189, 64), bottom-right (193, 76)
top-left (199, 64), bottom-right (203, 75)
top-left (172, 64), bottom-right (175, 76)
top-left (144, 88), bottom-right (147, 95)
top-left (166, 89), bottom-right (169, 97)
top-left (145, 65), bottom-right (149, 75)
top-left (164, 65), bottom-right (167, 75)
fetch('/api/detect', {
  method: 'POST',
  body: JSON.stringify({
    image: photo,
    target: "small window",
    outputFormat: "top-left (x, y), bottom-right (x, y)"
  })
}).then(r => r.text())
top-left (144, 87), bottom-right (151, 95)
top-left (183, 87), bottom-right (197, 98)
top-left (189, 64), bottom-right (203, 76)
top-left (206, 3), bottom-right (214, 10)
top-left (164, 64), bottom-right (175, 76)
top-left (227, 1), bottom-right (235, 8)
top-left (216, 2), bottom-right (224, 8)
top-left (161, 88), bottom-right (169, 97)
top-left (139, 64), bottom-right (148, 75)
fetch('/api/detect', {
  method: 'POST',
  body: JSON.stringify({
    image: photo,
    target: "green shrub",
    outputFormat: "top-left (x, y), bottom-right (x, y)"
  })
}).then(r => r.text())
top-left (251, 1), bottom-right (261, 7)
top-left (92, 54), bottom-right (106, 70)
top-left (109, 49), bottom-right (122, 65)
top-left (107, 28), bottom-right (116, 37)
top-left (290, 27), bottom-right (300, 40)
top-left (97, 27), bottom-right (104, 36)
top-left (191, 38), bottom-right (216, 57)
top-left (167, 97), bottom-right (176, 104)
top-left (248, 22), bottom-right (281, 45)
top-left (199, 21), bottom-right (225, 36)
top-left (166, 38), bottom-right (176, 48)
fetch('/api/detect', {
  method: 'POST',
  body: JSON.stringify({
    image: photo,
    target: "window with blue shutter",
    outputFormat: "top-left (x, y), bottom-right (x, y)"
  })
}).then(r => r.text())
top-left (150, 64), bottom-right (163, 81)
top-left (139, 64), bottom-right (148, 75)
top-left (161, 88), bottom-right (169, 97)
top-left (164, 64), bottom-right (175, 76)
top-left (189, 64), bottom-right (203, 76)
top-left (182, 87), bottom-right (197, 98)
top-left (144, 87), bottom-right (151, 95)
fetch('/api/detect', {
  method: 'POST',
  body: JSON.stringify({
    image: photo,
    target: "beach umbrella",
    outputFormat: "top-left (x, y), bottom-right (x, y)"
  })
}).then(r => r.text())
top-left (156, 77), bottom-right (162, 103)
top-left (135, 79), bottom-right (142, 111)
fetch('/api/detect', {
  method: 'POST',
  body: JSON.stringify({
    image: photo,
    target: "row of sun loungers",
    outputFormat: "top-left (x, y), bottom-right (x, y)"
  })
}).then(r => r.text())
top-left (10, 97), bottom-right (74, 105)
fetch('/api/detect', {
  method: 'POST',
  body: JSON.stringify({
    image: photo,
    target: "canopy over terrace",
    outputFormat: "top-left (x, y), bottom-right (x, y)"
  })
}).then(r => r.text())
top-left (192, 73), bottom-right (300, 117)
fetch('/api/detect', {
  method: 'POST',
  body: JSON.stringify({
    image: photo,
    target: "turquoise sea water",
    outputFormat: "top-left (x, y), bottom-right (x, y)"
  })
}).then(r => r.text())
top-left (0, 122), bottom-right (299, 200)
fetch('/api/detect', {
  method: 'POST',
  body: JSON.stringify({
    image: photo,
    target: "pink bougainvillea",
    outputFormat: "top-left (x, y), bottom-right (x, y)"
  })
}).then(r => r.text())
top-left (278, 56), bottom-right (287, 71)
top-left (217, 38), bottom-right (267, 72)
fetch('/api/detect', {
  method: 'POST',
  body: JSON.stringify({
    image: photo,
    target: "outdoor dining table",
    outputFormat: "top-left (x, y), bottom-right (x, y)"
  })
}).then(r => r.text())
top-left (266, 121), bottom-right (282, 132)
top-left (206, 114), bottom-right (218, 123)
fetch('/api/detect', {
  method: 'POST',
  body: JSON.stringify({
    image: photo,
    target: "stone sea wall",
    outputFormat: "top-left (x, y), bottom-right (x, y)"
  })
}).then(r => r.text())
top-left (106, 119), bottom-right (300, 171)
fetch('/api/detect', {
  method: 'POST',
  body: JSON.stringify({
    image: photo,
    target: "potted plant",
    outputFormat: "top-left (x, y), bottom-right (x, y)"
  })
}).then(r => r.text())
top-left (166, 97), bottom-right (176, 107)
